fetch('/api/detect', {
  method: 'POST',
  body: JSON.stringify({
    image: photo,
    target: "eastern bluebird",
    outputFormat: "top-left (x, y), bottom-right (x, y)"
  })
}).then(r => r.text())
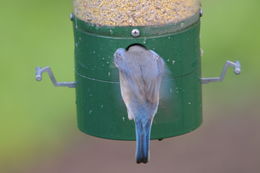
top-left (114, 45), bottom-right (165, 164)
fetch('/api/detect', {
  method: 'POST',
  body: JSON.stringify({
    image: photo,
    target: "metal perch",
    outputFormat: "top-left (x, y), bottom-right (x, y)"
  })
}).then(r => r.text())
top-left (35, 67), bottom-right (76, 88)
top-left (201, 60), bottom-right (241, 84)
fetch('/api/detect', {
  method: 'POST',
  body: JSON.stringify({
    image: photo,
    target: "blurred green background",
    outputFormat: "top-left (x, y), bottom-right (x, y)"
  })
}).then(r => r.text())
top-left (0, 0), bottom-right (259, 172)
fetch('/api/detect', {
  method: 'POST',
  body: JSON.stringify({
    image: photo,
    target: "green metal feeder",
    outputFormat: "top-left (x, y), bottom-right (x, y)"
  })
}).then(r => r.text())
top-left (35, 9), bottom-right (241, 140)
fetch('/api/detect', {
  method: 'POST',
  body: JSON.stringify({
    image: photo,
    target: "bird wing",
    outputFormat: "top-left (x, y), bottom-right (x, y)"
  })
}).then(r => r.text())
top-left (141, 52), bottom-right (165, 105)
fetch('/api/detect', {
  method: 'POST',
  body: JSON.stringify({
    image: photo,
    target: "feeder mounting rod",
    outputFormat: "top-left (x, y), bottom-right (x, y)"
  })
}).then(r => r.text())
top-left (201, 60), bottom-right (241, 84)
top-left (35, 66), bottom-right (76, 88)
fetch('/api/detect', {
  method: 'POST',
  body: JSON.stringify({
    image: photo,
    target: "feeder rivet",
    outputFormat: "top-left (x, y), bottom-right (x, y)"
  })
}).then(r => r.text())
top-left (199, 8), bottom-right (203, 17)
top-left (131, 29), bottom-right (140, 37)
top-left (70, 13), bottom-right (74, 21)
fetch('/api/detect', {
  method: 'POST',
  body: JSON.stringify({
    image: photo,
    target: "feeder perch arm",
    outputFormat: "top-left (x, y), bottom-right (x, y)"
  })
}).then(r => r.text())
top-left (201, 60), bottom-right (241, 84)
top-left (35, 66), bottom-right (76, 88)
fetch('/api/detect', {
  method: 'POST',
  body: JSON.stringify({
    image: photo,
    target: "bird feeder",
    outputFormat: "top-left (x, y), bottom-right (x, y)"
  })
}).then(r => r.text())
top-left (35, 0), bottom-right (241, 141)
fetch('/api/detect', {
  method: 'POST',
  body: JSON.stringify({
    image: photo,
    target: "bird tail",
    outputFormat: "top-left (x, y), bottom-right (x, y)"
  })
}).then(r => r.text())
top-left (135, 119), bottom-right (153, 164)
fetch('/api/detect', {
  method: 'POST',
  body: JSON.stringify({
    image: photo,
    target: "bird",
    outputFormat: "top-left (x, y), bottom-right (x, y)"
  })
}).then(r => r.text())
top-left (114, 45), bottom-right (165, 164)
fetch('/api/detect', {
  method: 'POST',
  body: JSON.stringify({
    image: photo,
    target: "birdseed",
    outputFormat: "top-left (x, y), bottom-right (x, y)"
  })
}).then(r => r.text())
top-left (74, 0), bottom-right (200, 26)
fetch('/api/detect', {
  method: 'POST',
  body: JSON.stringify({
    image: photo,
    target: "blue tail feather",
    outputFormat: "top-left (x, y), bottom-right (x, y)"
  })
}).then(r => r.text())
top-left (135, 119), bottom-right (152, 164)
